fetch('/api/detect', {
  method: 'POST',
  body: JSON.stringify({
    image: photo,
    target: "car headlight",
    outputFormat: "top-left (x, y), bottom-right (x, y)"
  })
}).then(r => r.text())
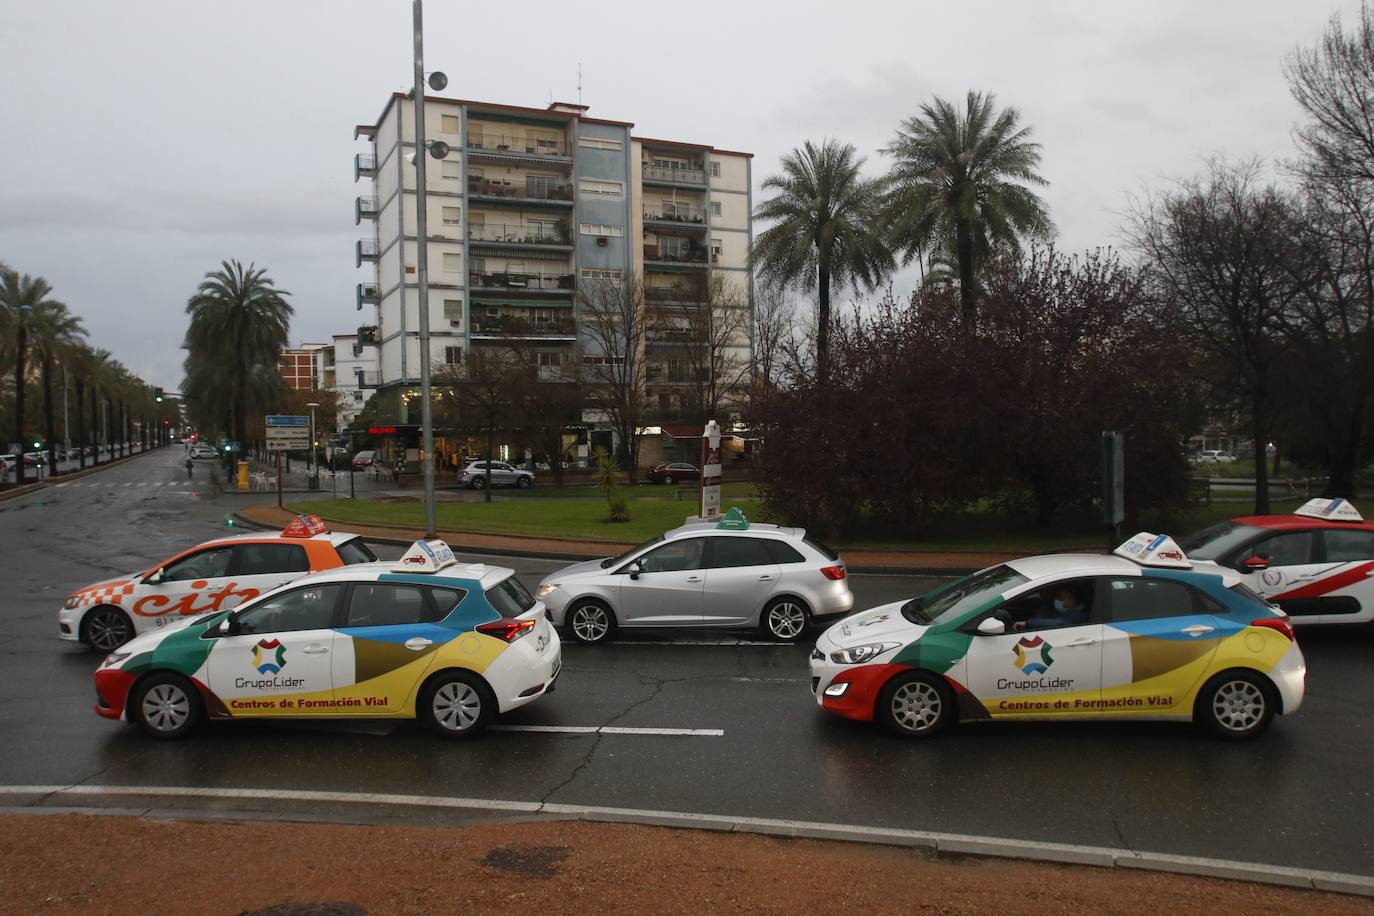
top-left (829, 642), bottom-right (901, 664)
top-left (536, 583), bottom-right (560, 599)
top-left (100, 651), bottom-right (132, 669)
top-left (64, 596), bottom-right (81, 609)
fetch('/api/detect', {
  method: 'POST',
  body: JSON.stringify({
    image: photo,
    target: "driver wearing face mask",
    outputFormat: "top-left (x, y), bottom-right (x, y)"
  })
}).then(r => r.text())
top-left (1024, 587), bottom-right (1089, 630)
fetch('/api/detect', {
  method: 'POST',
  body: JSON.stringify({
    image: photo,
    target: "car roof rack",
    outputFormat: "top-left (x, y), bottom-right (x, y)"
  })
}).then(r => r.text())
top-left (1294, 497), bottom-right (1363, 522)
top-left (1113, 532), bottom-right (1192, 569)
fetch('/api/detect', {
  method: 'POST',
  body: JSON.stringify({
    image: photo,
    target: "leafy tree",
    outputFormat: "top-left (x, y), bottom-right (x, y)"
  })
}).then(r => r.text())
top-left (29, 300), bottom-right (85, 476)
top-left (751, 139), bottom-right (892, 373)
top-left (184, 260), bottom-right (292, 450)
top-left (883, 91), bottom-right (1054, 321)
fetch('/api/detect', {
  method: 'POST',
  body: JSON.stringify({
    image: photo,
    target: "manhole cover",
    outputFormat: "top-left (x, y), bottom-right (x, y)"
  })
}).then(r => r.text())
top-left (480, 845), bottom-right (571, 879)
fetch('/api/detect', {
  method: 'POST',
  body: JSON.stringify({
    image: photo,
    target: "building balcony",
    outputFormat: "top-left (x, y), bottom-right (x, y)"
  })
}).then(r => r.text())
top-left (468, 177), bottom-right (574, 205)
top-left (642, 164), bottom-right (706, 187)
top-left (356, 282), bottom-right (380, 310)
top-left (355, 369), bottom-right (381, 388)
top-left (355, 152), bottom-right (377, 181)
top-left (644, 244), bottom-right (708, 266)
top-left (356, 238), bottom-right (379, 267)
top-left (355, 196), bottom-right (379, 224)
top-left (469, 316), bottom-right (577, 338)
top-left (357, 325), bottom-right (379, 344)
top-left (469, 271), bottom-right (575, 293)
top-left (467, 133), bottom-right (571, 166)
top-left (469, 223), bottom-right (572, 248)
top-left (643, 205), bottom-right (707, 228)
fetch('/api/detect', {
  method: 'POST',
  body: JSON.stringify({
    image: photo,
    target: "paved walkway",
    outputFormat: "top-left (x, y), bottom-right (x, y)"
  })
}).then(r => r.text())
top-left (238, 504), bottom-right (1031, 571)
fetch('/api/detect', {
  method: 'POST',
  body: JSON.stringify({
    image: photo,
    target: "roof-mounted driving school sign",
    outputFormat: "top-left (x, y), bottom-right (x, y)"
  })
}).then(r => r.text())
top-left (700, 419), bottom-right (722, 520)
top-left (1294, 497), bottom-right (1364, 522)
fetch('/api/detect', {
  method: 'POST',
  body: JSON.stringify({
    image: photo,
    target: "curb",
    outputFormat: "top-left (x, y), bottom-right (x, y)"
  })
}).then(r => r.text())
top-left (0, 784), bottom-right (1368, 898)
top-left (228, 510), bottom-right (989, 573)
top-left (0, 449), bottom-right (159, 503)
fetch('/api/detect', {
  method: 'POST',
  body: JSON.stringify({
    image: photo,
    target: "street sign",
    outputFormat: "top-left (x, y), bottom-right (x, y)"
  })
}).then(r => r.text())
top-left (267, 415), bottom-right (310, 428)
top-left (266, 415), bottom-right (310, 452)
top-left (700, 419), bottom-right (722, 520)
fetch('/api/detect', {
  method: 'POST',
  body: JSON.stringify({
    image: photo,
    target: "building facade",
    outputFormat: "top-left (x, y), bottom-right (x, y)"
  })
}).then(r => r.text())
top-left (278, 343), bottom-right (331, 391)
top-left (353, 94), bottom-right (753, 435)
top-left (331, 331), bottom-right (379, 430)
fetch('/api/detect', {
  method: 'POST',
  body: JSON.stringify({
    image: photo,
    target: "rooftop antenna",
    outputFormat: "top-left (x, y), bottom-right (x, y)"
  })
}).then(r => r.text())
top-left (578, 62), bottom-right (583, 106)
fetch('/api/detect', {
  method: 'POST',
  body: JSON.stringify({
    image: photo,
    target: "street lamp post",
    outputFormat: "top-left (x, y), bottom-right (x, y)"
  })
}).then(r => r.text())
top-left (411, 0), bottom-right (441, 538)
top-left (307, 401), bottom-right (320, 490)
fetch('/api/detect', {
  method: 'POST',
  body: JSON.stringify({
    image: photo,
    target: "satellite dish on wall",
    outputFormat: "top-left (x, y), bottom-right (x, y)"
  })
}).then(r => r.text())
top-left (428, 140), bottom-right (450, 160)
top-left (428, 71), bottom-right (448, 91)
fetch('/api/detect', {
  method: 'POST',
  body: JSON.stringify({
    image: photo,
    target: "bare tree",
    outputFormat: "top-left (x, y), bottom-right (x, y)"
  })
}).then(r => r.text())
top-left (1286, 3), bottom-right (1374, 187)
top-left (751, 281), bottom-right (795, 399)
top-left (435, 347), bottom-right (525, 503)
top-left (577, 274), bottom-right (651, 482)
top-left (506, 344), bottom-right (582, 488)
top-left (1130, 159), bottom-right (1305, 514)
top-left (651, 274), bottom-right (751, 425)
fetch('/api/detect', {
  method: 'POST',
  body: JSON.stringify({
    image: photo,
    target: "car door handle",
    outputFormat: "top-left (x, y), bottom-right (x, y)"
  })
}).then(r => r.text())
top-left (302, 645), bottom-right (329, 655)
top-left (404, 637), bottom-right (433, 650)
top-left (1181, 625), bottom-right (1215, 637)
top-left (758, 575), bottom-right (774, 581)
top-left (686, 576), bottom-right (702, 583)
top-left (1063, 638), bottom-right (1097, 648)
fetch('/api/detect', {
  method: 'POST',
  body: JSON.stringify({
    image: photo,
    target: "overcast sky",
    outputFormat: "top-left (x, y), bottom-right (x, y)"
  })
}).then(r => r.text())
top-left (0, 0), bottom-right (1347, 391)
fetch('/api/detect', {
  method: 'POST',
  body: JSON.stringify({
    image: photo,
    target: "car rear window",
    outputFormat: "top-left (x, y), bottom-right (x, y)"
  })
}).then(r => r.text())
top-left (764, 539), bottom-right (807, 564)
top-left (1229, 583), bottom-right (1276, 612)
top-left (486, 575), bottom-right (537, 617)
top-left (336, 538), bottom-right (378, 565)
top-left (803, 536), bottom-right (840, 562)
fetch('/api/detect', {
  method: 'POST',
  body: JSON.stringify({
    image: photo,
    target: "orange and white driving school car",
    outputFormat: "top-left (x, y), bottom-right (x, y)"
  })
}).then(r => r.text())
top-left (58, 515), bottom-right (377, 653)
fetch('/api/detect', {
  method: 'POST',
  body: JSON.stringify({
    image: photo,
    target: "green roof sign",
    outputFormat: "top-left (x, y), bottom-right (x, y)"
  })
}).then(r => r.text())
top-left (716, 507), bottom-right (749, 530)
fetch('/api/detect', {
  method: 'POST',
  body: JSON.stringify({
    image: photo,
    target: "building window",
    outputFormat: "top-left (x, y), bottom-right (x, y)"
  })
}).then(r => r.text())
top-left (579, 136), bottom-right (623, 151)
top-left (579, 178), bottom-right (624, 197)
top-left (711, 201), bottom-right (722, 217)
top-left (537, 351), bottom-right (563, 368)
top-left (441, 160), bottom-right (461, 180)
top-left (442, 253), bottom-right (462, 273)
top-left (711, 239), bottom-right (723, 258)
top-left (442, 206), bottom-right (461, 225)
top-left (444, 346), bottom-right (462, 365)
top-left (441, 114), bottom-right (460, 135)
top-left (443, 298), bottom-right (463, 319)
top-left (579, 224), bottom-right (624, 237)
top-left (580, 267), bottom-right (624, 281)
top-left (710, 161), bottom-right (721, 178)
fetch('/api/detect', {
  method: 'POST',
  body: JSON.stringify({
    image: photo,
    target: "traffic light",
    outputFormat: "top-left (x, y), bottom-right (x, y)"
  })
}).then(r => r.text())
top-left (32, 440), bottom-right (40, 449)
top-left (154, 387), bottom-right (163, 403)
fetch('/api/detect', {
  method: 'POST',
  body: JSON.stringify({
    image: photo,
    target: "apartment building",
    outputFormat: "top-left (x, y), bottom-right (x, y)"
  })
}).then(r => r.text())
top-left (331, 331), bottom-right (378, 429)
top-left (352, 94), bottom-right (753, 430)
top-left (278, 343), bottom-right (332, 391)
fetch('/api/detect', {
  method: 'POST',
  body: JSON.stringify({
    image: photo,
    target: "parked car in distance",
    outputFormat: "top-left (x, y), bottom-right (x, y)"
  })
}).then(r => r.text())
top-left (1196, 450), bottom-right (1238, 464)
top-left (646, 463), bottom-right (701, 485)
top-left (351, 449), bottom-right (377, 471)
top-left (459, 461), bottom-right (534, 490)
top-left (189, 443), bottom-right (218, 459)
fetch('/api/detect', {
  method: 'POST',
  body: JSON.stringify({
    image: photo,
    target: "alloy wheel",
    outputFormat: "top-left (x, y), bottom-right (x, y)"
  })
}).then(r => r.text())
top-left (87, 609), bottom-right (131, 652)
top-left (767, 602), bottom-right (806, 640)
top-left (1212, 679), bottom-right (1266, 733)
top-left (571, 605), bottom-right (610, 642)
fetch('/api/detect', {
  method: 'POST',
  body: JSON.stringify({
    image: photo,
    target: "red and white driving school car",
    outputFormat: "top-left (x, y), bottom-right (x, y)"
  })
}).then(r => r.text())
top-left (1181, 497), bottom-right (1374, 626)
top-left (59, 515), bottom-right (377, 652)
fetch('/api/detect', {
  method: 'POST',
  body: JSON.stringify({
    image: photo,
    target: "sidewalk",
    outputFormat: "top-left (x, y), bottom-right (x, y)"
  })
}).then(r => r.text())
top-left (0, 813), bottom-right (1358, 915)
top-left (238, 504), bottom-right (1029, 572)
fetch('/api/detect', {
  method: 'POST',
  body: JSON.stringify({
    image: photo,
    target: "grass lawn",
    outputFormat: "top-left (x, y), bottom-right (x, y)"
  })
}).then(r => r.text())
top-left (288, 490), bottom-right (1306, 555)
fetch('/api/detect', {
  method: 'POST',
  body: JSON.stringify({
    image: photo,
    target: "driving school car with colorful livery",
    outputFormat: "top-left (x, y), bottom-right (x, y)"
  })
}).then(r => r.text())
top-left (59, 515), bottom-right (376, 653)
top-left (93, 539), bottom-right (561, 739)
top-left (810, 532), bottom-right (1305, 740)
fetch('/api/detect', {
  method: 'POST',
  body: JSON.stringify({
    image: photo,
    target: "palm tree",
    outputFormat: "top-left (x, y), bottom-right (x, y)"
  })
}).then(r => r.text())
top-left (82, 348), bottom-right (117, 465)
top-left (29, 301), bottom-right (85, 477)
top-left (883, 91), bottom-right (1054, 321)
top-left (751, 139), bottom-right (892, 372)
top-left (184, 260), bottom-right (293, 450)
top-left (0, 270), bottom-right (63, 484)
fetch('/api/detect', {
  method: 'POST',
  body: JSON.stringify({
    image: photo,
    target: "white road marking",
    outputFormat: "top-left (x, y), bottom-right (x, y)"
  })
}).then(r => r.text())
top-left (615, 639), bottom-right (787, 647)
top-left (0, 784), bottom-right (1367, 896)
top-left (54, 483), bottom-right (69, 488)
top-left (121, 483), bottom-right (132, 487)
top-left (490, 725), bottom-right (723, 737)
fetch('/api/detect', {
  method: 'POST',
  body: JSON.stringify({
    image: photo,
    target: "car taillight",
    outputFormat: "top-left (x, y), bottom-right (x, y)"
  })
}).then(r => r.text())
top-left (477, 618), bottom-right (536, 643)
top-left (820, 565), bottom-right (846, 581)
top-left (1251, 617), bottom-right (1295, 642)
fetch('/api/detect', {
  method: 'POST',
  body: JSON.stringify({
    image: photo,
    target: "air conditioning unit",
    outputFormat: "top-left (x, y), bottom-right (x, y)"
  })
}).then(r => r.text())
top-left (596, 237), bottom-right (608, 247)
top-left (449, 320), bottom-right (462, 327)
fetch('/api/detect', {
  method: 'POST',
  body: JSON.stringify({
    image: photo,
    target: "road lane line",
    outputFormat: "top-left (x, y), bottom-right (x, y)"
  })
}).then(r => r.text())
top-left (490, 725), bottom-right (723, 737)
top-left (615, 640), bottom-right (786, 647)
top-left (54, 483), bottom-right (69, 488)
top-left (0, 784), bottom-right (1368, 896)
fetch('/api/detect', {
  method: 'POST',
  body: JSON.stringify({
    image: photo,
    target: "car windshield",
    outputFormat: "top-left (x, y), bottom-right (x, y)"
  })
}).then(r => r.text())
top-left (1179, 521), bottom-right (1264, 561)
top-left (601, 534), bottom-right (665, 569)
top-left (901, 565), bottom-right (1028, 626)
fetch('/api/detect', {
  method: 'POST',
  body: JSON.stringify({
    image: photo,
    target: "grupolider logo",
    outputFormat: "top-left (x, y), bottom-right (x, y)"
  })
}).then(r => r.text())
top-left (252, 638), bottom-right (286, 675)
top-left (1013, 635), bottom-right (1054, 675)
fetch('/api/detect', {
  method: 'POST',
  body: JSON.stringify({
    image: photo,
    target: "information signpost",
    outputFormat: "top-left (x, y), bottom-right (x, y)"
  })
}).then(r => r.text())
top-left (266, 416), bottom-right (310, 508)
top-left (1102, 430), bottom-right (1125, 550)
top-left (700, 419), bottom-right (722, 520)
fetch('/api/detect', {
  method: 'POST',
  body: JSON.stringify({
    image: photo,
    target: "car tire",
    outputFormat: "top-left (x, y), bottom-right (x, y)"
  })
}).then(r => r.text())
top-left (82, 606), bottom-right (134, 653)
top-left (472, 476), bottom-right (487, 490)
top-left (420, 670), bottom-right (495, 738)
top-left (567, 600), bottom-right (616, 645)
top-left (131, 673), bottom-right (203, 739)
top-left (663, 475), bottom-right (674, 486)
top-left (876, 671), bottom-right (955, 739)
top-left (760, 597), bottom-right (809, 641)
top-left (1196, 670), bottom-right (1276, 740)
top-left (517, 476), bottom-right (532, 489)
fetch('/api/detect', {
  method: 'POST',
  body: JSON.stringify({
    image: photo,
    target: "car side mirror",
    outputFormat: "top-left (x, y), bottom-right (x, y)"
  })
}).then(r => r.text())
top-left (977, 617), bottom-right (1006, 636)
top-left (626, 562), bottom-right (641, 580)
top-left (1241, 555), bottom-right (1270, 572)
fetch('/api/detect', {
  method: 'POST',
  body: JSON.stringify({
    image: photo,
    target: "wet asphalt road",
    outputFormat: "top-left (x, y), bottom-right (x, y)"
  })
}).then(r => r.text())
top-left (0, 448), bottom-right (1371, 875)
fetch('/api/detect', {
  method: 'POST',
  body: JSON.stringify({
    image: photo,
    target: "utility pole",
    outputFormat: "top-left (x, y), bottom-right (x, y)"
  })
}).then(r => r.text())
top-left (412, 0), bottom-right (438, 538)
